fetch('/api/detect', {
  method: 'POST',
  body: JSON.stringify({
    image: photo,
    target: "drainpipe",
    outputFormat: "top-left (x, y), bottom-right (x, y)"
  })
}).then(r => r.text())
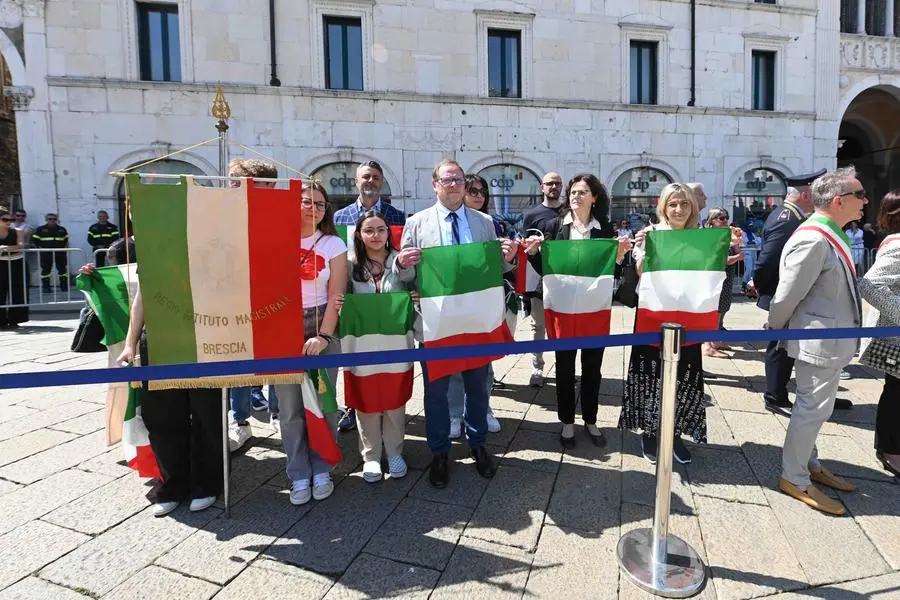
top-left (688, 0), bottom-right (696, 106)
top-left (269, 0), bottom-right (281, 86)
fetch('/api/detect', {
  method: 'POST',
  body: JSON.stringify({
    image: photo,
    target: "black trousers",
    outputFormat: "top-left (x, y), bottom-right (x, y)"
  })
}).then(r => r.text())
top-left (93, 249), bottom-right (107, 268)
top-left (555, 348), bottom-right (605, 425)
top-left (876, 373), bottom-right (900, 455)
top-left (141, 387), bottom-right (224, 502)
top-left (764, 340), bottom-right (794, 403)
top-left (0, 259), bottom-right (28, 326)
top-left (39, 250), bottom-right (68, 287)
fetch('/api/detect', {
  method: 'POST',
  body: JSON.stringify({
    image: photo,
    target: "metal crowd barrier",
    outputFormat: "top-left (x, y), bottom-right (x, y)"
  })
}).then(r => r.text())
top-left (0, 248), bottom-right (89, 309)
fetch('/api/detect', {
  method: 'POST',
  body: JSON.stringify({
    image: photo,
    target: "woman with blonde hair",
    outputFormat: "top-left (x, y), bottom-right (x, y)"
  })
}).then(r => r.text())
top-left (619, 183), bottom-right (709, 465)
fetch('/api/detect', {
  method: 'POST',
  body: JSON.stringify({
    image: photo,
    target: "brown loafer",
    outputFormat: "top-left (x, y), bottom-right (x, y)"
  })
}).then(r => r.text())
top-left (778, 479), bottom-right (846, 516)
top-left (810, 466), bottom-right (856, 492)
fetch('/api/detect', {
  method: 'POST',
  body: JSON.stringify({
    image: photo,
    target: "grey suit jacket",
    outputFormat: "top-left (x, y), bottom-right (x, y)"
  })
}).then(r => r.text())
top-left (859, 241), bottom-right (900, 353)
top-left (400, 203), bottom-right (515, 272)
top-left (768, 229), bottom-right (861, 369)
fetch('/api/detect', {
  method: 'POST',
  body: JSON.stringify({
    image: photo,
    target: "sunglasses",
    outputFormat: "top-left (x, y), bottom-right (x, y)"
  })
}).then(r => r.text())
top-left (1, 217), bottom-right (12, 223)
top-left (840, 189), bottom-right (867, 200)
top-left (467, 187), bottom-right (486, 197)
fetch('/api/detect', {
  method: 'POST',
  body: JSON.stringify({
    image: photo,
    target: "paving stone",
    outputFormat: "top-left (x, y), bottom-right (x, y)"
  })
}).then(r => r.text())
top-left (42, 472), bottom-right (150, 535)
top-left (0, 479), bottom-right (20, 497)
top-left (0, 401), bottom-right (101, 442)
top-left (211, 558), bottom-right (334, 600)
top-left (0, 468), bottom-right (112, 535)
top-left (39, 505), bottom-right (219, 596)
top-left (0, 404), bottom-right (36, 425)
top-left (704, 404), bottom-right (739, 447)
top-left (216, 445), bottom-right (287, 508)
top-left (431, 536), bottom-right (534, 600)
top-left (408, 446), bottom-right (493, 508)
top-left (526, 524), bottom-right (619, 600)
top-left (324, 553), bottom-right (440, 600)
top-left (545, 461), bottom-right (620, 534)
top-left (839, 478), bottom-right (900, 569)
top-left (103, 565), bottom-right (219, 600)
top-left (157, 486), bottom-right (306, 584)
top-left (0, 428), bottom-right (77, 468)
top-left (47, 408), bottom-right (105, 435)
top-left (0, 429), bottom-right (109, 484)
top-left (755, 570), bottom-right (900, 599)
top-left (687, 445), bottom-right (768, 505)
top-left (77, 447), bottom-right (134, 478)
top-left (266, 472), bottom-right (417, 574)
top-left (705, 382), bottom-right (765, 414)
top-left (485, 389), bottom-right (531, 414)
top-left (501, 428), bottom-right (561, 473)
top-left (817, 433), bottom-right (895, 484)
top-left (463, 464), bottom-right (555, 551)
top-left (363, 497), bottom-right (471, 571)
top-left (763, 487), bottom-right (890, 586)
top-left (0, 576), bottom-right (87, 600)
top-left (693, 495), bottom-right (808, 599)
top-left (520, 402), bottom-right (560, 433)
top-left (562, 425), bottom-right (623, 467)
top-left (620, 432), bottom-right (694, 515)
top-left (0, 520), bottom-right (89, 589)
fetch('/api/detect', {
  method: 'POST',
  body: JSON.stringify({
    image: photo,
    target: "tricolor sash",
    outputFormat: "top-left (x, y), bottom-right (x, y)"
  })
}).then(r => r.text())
top-left (794, 214), bottom-right (856, 277)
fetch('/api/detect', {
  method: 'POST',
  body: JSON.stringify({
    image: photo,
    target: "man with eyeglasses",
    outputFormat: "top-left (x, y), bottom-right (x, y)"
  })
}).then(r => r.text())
top-left (32, 213), bottom-right (69, 293)
top-left (398, 159), bottom-right (518, 488)
top-left (521, 172), bottom-right (564, 387)
top-left (768, 167), bottom-right (866, 515)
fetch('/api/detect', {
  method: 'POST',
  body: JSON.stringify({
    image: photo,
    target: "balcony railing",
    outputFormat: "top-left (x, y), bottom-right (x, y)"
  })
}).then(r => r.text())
top-left (841, 0), bottom-right (898, 37)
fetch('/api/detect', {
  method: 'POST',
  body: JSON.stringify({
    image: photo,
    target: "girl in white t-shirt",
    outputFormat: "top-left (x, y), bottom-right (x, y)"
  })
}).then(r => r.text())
top-left (276, 181), bottom-right (348, 506)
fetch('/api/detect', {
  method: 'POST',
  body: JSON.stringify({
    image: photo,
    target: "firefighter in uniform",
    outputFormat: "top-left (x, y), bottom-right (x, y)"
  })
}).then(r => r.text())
top-left (87, 210), bottom-right (120, 267)
top-left (752, 169), bottom-right (852, 415)
top-left (32, 213), bottom-right (69, 292)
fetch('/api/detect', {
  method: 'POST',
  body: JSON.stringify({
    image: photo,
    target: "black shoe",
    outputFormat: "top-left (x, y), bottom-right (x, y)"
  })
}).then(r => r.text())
top-left (585, 426), bottom-right (607, 448)
top-left (429, 453), bottom-right (449, 488)
top-left (559, 433), bottom-right (576, 449)
top-left (338, 408), bottom-right (356, 432)
top-left (673, 437), bottom-right (692, 464)
top-left (835, 397), bottom-right (853, 410)
top-left (641, 434), bottom-right (658, 465)
top-left (876, 452), bottom-right (900, 478)
top-left (764, 395), bottom-right (793, 417)
top-left (470, 447), bottom-right (496, 479)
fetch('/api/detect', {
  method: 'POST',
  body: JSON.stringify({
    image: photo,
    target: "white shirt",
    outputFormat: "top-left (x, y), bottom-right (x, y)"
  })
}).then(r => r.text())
top-left (562, 212), bottom-right (603, 241)
top-left (434, 202), bottom-right (473, 246)
top-left (300, 233), bottom-right (347, 308)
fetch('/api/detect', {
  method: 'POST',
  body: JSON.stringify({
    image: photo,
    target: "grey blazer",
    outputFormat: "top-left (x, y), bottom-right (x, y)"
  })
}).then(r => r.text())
top-left (859, 241), bottom-right (900, 352)
top-left (768, 230), bottom-right (862, 369)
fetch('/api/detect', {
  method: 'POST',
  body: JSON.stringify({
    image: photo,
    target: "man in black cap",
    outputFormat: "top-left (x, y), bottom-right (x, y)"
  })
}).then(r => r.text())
top-left (753, 168), bottom-right (852, 415)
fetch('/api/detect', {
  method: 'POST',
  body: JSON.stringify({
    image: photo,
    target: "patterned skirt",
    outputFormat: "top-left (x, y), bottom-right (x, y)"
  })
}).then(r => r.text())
top-left (618, 343), bottom-right (707, 443)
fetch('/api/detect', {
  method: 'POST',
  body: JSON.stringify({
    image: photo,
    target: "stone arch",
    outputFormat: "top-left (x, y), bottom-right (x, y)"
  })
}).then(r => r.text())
top-left (725, 160), bottom-right (791, 201)
top-left (605, 157), bottom-right (684, 188)
top-left (101, 147), bottom-right (217, 199)
top-left (301, 151), bottom-right (402, 198)
top-left (466, 154), bottom-right (549, 181)
top-left (0, 29), bottom-right (26, 87)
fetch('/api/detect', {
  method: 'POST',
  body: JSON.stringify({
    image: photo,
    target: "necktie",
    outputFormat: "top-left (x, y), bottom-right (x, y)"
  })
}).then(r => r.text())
top-left (449, 211), bottom-right (460, 245)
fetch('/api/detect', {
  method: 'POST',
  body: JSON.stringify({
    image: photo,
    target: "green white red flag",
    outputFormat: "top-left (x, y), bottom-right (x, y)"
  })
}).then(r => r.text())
top-left (339, 293), bottom-right (414, 412)
top-left (635, 228), bottom-right (730, 337)
top-left (417, 241), bottom-right (513, 381)
top-left (541, 239), bottom-right (618, 338)
top-left (515, 246), bottom-right (540, 294)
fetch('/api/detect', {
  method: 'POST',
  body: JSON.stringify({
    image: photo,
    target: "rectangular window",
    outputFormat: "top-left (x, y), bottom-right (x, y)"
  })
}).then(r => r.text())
top-left (751, 50), bottom-right (776, 111)
top-left (629, 41), bottom-right (658, 105)
top-left (324, 16), bottom-right (363, 90)
top-left (487, 29), bottom-right (521, 98)
top-left (137, 3), bottom-right (181, 82)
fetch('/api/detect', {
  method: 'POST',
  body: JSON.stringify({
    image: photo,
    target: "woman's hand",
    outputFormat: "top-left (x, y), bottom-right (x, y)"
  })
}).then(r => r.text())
top-left (409, 290), bottom-right (421, 307)
top-left (501, 239), bottom-right (518, 262)
top-left (396, 247), bottom-right (422, 269)
top-left (634, 228), bottom-right (647, 249)
top-left (727, 252), bottom-right (744, 266)
top-left (616, 236), bottom-right (633, 262)
top-left (116, 343), bottom-right (135, 366)
top-left (79, 263), bottom-right (96, 276)
top-left (523, 236), bottom-right (542, 256)
top-left (335, 293), bottom-right (344, 310)
top-left (303, 336), bottom-right (328, 356)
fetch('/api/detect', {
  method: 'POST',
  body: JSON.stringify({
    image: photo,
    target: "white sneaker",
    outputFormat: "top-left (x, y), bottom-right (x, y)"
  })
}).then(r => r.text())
top-left (840, 369), bottom-right (852, 381)
top-left (529, 369), bottom-right (543, 387)
top-left (486, 412), bottom-right (501, 433)
top-left (449, 417), bottom-right (462, 439)
top-left (228, 422), bottom-right (251, 452)
top-left (270, 415), bottom-right (281, 434)
top-left (152, 501), bottom-right (179, 517)
top-left (189, 496), bottom-right (216, 512)
top-left (290, 480), bottom-right (312, 505)
top-left (363, 460), bottom-right (382, 483)
top-left (312, 473), bottom-right (334, 500)
top-left (388, 455), bottom-right (407, 479)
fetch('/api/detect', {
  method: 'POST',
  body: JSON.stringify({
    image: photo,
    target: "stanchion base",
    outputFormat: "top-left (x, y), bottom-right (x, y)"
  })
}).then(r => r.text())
top-left (617, 528), bottom-right (706, 598)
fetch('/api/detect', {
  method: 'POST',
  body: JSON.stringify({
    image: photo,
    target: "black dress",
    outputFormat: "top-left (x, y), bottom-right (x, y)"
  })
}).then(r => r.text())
top-left (0, 228), bottom-right (28, 327)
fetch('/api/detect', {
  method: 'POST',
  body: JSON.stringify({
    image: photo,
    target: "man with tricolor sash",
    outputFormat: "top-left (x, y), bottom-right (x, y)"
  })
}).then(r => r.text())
top-left (398, 159), bottom-right (518, 489)
top-left (768, 167), bottom-right (866, 516)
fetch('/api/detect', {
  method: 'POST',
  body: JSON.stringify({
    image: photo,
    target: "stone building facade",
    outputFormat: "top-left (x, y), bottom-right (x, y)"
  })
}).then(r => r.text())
top-left (0, 0), bottom-right (898, 247)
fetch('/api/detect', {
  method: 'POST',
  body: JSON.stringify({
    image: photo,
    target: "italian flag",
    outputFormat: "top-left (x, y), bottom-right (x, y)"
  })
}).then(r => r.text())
top-left (304, 369), bottom-right (341, 465)
top-left (515, 246), bottom-right (540, 294)
top-left (418, 241), bottom-right (513, 381)
top-left (794, 214), bottom-right (856, 276)
top-left (127, 174), bottom-right (306, 389)
top-left (541, 239), bottom-right (618, 339)
top-left (340, 293), bottom-right (414, 413)
top-left (635, 228), bottom-right (730, 338)
top-left (76, 265), bottom-right (160, 479)
top-left (337, 225), bottom-right (404, 259)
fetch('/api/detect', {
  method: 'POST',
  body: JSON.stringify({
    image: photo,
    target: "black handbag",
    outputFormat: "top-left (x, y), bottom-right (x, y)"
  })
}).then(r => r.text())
top-left (614, 251), bottom-right (639, 308)
top-left (859, 338), bottom-right (900, 379)
top-left (71, 306), bottom-right (107, 353)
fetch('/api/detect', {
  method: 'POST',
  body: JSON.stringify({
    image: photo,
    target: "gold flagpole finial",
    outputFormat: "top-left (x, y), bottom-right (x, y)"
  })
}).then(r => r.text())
top-left (211, 82), bottom-right (231, 121)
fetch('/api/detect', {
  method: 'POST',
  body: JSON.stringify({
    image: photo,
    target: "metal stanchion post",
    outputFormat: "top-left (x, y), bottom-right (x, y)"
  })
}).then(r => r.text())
top-left (617, 323), bottom-right (707, 598)
top-left (221, 387), bottom-right (231, 518)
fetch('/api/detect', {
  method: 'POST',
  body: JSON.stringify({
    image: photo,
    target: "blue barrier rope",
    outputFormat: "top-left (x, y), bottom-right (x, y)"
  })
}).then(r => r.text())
top-left (2, 326), bottom-right (899, 390)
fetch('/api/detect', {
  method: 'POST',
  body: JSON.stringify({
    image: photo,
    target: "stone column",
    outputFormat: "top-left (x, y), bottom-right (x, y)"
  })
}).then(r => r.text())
top-left (857, 0), bottom-right (867, 33)
top-left (886, 0), bottom-right (895, 36)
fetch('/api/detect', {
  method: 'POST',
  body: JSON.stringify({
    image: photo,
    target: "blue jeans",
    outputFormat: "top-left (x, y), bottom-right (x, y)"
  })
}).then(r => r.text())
top-left (448, 364), bottom-right (494, 420)
top-left (230, 386), bottom-right (280, 422)
top-left (423, 361), bottom-right (490, 454)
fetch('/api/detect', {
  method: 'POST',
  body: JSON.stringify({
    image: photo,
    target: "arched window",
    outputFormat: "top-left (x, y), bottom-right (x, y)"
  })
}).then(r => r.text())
top-left (610, 167), bottom-right (673, 223)
top-left (311, 162), bottom-right (392, 211)
top-left (731, 168), bottom-right (786, 227)
top-left (476, 164), bottom-right (541, 231)
top-left (115, 159), bottom-right (207, 232)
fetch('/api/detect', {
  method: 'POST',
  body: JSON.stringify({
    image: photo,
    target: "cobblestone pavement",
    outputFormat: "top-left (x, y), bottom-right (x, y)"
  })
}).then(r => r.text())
top-left (1, 300), bottom-right (898, 600)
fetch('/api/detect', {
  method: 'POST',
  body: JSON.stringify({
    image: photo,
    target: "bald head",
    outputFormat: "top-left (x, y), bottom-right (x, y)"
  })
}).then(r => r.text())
top-left (541, 172), bottom-right (563, 206)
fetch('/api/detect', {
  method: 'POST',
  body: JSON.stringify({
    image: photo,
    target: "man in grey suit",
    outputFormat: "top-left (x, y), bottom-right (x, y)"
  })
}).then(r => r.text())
top-left (398, 159), bottom-right (518, 488)
top-left (768, 166), bottom-right (867, 516)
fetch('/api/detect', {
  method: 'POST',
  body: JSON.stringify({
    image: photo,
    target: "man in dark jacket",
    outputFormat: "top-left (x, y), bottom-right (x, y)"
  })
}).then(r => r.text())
top-left (87, 211), bottom-right (120, 267)
top-left (32, 213), bottom-right (69, 292)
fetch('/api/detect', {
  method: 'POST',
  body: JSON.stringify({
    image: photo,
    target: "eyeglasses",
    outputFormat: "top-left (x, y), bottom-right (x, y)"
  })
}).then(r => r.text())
top-left (300, 199), bottom-right (327, 211)
top-left (361, 227), bottom-right (389, 236)
top-left (0, 217), bottom-right (11, 223)
top-left (840, 189), bottom-right (867, 200)
top-left (467, 187), bottom-right (486, 198)
top-left (542, 181), bottom-right (562, 187)
top-left (437, 177), bottom-right (465, 187)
